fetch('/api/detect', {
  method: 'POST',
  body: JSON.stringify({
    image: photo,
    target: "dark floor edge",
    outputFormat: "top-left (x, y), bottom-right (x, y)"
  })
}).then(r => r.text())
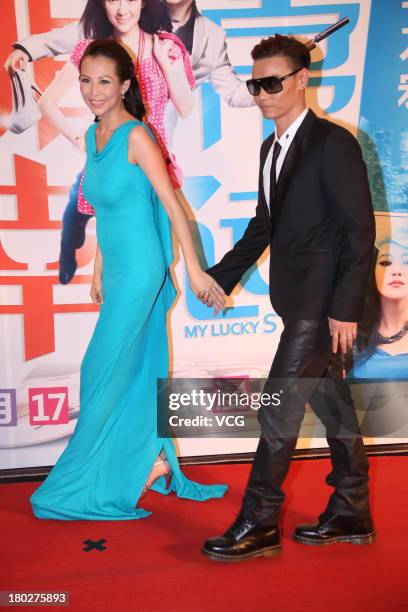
top-left (1, 442), bottom-right (406, 484)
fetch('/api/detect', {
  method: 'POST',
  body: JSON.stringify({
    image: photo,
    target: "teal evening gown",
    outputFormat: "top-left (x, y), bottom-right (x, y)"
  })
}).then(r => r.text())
top-left (30, 119), bottom-right (227, 520)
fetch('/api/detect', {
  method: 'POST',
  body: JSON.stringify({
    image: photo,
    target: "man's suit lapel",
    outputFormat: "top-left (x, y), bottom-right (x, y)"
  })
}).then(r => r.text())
top-left (272, 109), bottom-right (317, 233)
top-left (259, 132), bottom-right (275, 233)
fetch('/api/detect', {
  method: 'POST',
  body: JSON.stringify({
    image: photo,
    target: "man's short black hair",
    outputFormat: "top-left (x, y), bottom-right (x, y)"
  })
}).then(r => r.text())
top-left (251, 34), bottom-right (311, 70)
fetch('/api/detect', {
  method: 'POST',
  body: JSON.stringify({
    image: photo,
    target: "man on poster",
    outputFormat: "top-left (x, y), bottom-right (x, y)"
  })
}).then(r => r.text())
top-left (199, 34), bottom-right (376, 562)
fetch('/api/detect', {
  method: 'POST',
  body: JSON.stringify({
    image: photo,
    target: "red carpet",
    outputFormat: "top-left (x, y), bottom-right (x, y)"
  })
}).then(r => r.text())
top-left (1, 456), bottom-right (405, 611)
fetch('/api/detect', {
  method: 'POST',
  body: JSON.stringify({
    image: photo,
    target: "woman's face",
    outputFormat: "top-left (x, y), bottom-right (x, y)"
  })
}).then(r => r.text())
top-left (375, 240), bottom-right (408, 301)
top-left (103, 0), bottom-right (143, 34)
top-left (79, 55), bottom-right (129, 117)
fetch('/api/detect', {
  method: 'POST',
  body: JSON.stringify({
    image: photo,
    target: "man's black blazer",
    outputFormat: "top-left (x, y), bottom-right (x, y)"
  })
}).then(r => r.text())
top-left (207, 109), bottom-right (375, 321)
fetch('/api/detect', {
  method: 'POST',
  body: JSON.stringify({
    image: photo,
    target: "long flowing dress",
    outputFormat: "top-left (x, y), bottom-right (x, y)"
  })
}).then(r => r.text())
top-left (29, 119), bottom-right (227, 520)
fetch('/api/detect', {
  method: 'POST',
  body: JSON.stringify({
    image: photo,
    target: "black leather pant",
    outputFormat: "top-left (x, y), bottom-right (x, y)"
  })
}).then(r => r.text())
top-left (240, 318), bottom-right (371, 525)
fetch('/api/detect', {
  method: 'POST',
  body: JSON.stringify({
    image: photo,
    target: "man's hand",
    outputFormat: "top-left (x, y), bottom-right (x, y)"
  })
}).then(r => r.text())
top-left (4, 48), bottom-right (29, 73)
top-left (328, 317), bottom-right (357, 354)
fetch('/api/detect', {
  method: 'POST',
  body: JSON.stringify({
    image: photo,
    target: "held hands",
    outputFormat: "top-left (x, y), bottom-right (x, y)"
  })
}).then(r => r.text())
top-left (90, 273), bottom-right (103, 305)
top-left (190, 270), bottom-right (226, 315)
top-left (4, 48), bottom-right (30, 73)
top-left (328, 317), bottom-right (357, 354)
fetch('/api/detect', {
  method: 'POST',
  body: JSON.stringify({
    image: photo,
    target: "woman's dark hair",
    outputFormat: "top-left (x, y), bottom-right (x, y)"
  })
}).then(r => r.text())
top-left (81, 0), bottom-right (172, 38)
top-left (251, 34), bottom-right (311, 70)
top-left (80, 39), bottom-right (146, 121)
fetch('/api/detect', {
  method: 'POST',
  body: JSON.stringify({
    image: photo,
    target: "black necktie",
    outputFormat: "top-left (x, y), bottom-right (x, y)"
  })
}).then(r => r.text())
top-left (269, 141), bottom-right (282, 211)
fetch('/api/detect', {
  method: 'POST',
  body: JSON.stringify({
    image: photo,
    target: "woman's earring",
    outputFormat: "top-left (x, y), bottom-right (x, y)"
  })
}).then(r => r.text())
top-left (122, 92), bottom-right (125, 99)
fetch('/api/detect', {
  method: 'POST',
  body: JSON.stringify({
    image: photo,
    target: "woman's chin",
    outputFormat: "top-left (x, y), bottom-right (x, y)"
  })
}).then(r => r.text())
top-left (88, 103), bottom-right (107, 114)
top-left (380, 292), bottom-right (408, 302)
top-left (112, 21), bottom-right (139, 35)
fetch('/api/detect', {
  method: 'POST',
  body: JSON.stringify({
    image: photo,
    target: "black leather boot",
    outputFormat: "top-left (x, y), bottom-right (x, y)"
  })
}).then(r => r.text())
top-left (294, 513), bottom-right (376, 545)
top-left (202, 516), bottom-right (282, 562)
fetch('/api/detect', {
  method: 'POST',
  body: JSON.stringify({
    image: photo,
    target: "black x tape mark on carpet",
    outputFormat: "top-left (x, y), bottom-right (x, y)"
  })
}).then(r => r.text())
top-left (83, 539), bottom-right (107, 552)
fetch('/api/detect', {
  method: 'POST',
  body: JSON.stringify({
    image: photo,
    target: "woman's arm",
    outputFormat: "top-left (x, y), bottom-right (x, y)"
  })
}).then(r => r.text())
top-left (90, 243), bottom-right (103, 305)
top-left (11, 22), bottom-right (80, 64)
top-left (38, 59), bottom-right (84, 147)
top-left (152, 36), bottom-right (193, 118)
top-left (129, 126), bottom-right (225, 311)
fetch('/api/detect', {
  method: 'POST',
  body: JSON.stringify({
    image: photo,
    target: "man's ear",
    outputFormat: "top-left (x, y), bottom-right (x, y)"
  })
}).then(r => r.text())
top-left (298, 68), bottom-right (309, 90)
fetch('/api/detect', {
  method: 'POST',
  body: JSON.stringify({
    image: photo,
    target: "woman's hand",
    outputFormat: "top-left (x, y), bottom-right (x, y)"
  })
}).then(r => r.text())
top-left (190, 269), bottom-right (226, 315)
top-left (90, 273), bottom-right (103, 305)
top-left (152, 35), bottom-right (181, 72)
top-left (4, 48), bottom-right (29, 73)
top-left (151, 35), bottom-right (192, 117)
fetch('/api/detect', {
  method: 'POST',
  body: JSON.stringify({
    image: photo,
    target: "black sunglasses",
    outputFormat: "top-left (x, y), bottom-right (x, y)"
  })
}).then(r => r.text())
top-left (246, 67), bottom-right (304, 96)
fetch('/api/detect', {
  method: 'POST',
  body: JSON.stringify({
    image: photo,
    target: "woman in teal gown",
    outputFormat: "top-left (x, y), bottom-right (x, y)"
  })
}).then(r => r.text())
top-left (30, 39), bottom-right (227, 521)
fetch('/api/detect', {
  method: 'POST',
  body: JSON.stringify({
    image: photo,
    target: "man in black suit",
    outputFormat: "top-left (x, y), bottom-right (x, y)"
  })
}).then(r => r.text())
top-left (199, 34), bottom-right (376, 562)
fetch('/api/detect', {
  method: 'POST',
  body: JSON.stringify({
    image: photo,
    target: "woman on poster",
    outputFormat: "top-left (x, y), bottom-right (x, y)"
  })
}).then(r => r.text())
top-left (347, 238), bottom-right (408, 379)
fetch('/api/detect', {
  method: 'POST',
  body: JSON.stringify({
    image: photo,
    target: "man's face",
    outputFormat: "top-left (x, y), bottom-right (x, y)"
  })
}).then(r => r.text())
top-left (252, 55), bottom-right (308, 120)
